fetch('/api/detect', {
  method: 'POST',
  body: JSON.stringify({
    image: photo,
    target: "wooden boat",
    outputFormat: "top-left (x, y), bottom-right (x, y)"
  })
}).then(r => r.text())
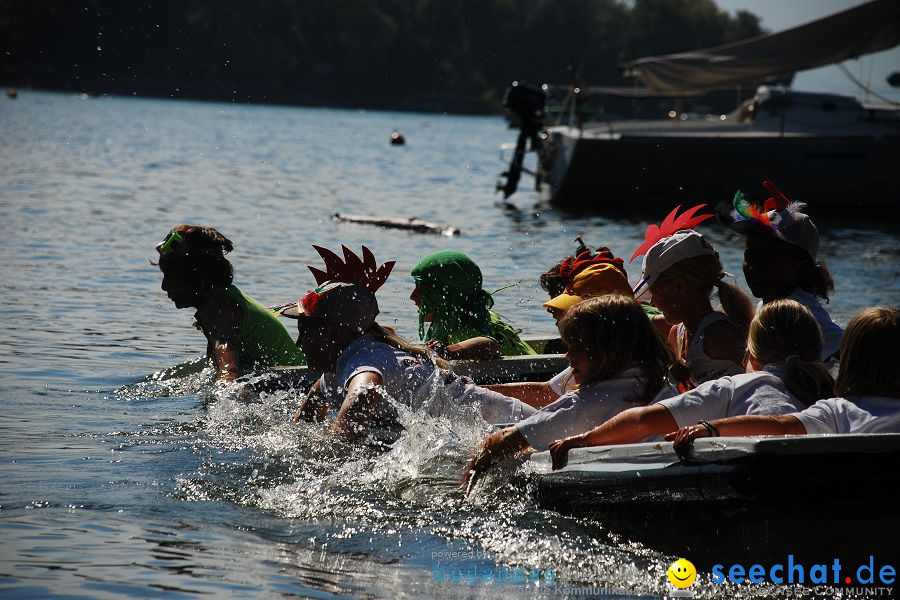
top-left (529, 434), bottom-right (900, 568)
top-left (448, 351), bottom-right (566, 384)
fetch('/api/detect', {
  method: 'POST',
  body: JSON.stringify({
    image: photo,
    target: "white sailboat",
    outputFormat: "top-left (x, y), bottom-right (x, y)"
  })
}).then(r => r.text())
top-left (499, 0), bottom-right (900, 211)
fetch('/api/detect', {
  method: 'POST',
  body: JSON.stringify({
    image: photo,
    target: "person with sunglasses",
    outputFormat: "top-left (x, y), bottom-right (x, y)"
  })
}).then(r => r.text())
top-left (155, 225), bottom-right (305, 382)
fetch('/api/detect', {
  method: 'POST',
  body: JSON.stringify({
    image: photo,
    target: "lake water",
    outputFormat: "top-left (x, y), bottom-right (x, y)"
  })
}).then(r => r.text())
top-left (1, 90), bottom-right (897, 599)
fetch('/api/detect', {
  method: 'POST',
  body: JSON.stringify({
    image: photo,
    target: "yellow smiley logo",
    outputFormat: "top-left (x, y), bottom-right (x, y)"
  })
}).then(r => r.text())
top-left (667, 558), bottom-right (696, 588)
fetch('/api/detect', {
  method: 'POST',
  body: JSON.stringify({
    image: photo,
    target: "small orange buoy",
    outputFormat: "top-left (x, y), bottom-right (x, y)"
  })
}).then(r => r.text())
top-left (390, 130), bottom-right (405, 145)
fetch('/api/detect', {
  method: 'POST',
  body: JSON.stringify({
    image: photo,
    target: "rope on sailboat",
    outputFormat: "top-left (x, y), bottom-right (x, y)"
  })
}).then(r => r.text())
top-left (837, 63), bottom-right (900, 107)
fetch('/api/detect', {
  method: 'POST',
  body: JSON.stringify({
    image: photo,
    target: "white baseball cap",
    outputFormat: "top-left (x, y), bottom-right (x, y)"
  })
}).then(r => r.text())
top-left (632, 230), bottom-right (716, 298)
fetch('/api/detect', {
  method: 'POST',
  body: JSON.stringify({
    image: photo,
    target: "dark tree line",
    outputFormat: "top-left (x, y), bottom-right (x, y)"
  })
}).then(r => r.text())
top-left (1, 0), bottom-right (763, 113)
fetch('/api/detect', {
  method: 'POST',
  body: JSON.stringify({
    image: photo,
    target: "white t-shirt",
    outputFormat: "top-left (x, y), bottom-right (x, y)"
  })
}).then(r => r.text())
top-left (515, 367), bottom-right (676, 451)
top-left (658, 368), bottom-right (807, 428)
top-left (676, 312), bottom-right (744, 384)
top-left (759, 289), bottom-right (843, 360)
top-left (793, 396), bottom-right (900, 434)
top-left (324, 334), bottom-right (536, 425)
top-left (548, 367), bottom-right (576, 396)
top-left (547, 304), bottom-right (665, 397)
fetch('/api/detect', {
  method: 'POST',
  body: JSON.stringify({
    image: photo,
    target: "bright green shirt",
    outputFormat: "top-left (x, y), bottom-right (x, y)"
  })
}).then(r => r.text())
top-left (195, 285), bottom-right (305, 369)
top-left (488, 311), bottom-right (537, 356)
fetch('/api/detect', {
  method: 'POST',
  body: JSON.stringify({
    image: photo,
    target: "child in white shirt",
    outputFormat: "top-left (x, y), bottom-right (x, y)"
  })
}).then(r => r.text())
top-left (665, 306), bottom-right (899, 452)
top-left (547, 299), bottom-right (834, 469)
top-left (461, 294), bottom-right (675, 488)
top-left (630, 206), bottom-right (753, 389)
top-left (717, 179), bottom-right (843, 359)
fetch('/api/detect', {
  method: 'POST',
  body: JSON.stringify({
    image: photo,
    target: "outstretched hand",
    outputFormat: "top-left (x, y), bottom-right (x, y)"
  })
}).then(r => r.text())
top-left (664, 424), bottom-right (709, 461)
top-left (459, 449), bottom-right (490, 493)
top-left (459, 429), bottom-right (529, 494)
top-left (547, 439), bottom-right (572, 471)
top-left (425, 339), bottom-right (450, 359)
top-left (292, 386), bottom-right (328, 423)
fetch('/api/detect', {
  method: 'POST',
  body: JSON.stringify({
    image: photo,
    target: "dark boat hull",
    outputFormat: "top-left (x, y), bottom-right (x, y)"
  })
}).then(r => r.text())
top-left (531, 435), bottom-right (900, 569)
top-left (543, 130), bottom-right (900, 212)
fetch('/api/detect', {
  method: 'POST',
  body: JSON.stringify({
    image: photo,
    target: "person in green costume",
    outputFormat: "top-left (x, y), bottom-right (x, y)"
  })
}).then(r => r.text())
top-left (409, 250), bottom-right (535, 360)
top-left (155, 224), bottom-right (305, 382)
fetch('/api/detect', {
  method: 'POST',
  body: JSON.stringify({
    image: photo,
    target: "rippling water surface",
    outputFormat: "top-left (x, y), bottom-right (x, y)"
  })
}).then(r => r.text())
top-left (1, 91), bottom-right (897, 599)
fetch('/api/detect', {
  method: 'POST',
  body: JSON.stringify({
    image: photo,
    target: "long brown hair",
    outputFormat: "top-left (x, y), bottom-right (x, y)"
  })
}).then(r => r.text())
top-left (558, 294), bottom-right (673, 403)
top-left (661, 252), bottom-right (754, 335)
top-left (835, 307), bottom-right (900, 398)
top-left (368, 323), bottom-right (451, 370)
top-left (787, 243), bottom-right (835, 302)
top-left (748, 299), bottom-right (833, 406)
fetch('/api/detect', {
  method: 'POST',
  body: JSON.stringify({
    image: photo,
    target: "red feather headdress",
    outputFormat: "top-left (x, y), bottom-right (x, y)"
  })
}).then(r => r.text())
top-left (308, 244), bottom-right (395, 293)
top-left (629, 204), bottom-right (713, 262)
top-left (559, 248), bottom-right (626, 283)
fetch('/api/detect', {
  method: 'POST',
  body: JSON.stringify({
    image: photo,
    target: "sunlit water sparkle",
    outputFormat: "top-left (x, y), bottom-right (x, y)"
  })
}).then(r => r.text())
top-left (1, 91), bottom-right (896, 599)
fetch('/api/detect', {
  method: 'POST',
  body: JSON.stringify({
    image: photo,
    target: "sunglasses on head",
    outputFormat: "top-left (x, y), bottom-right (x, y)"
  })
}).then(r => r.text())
top-left (156, 230), bottom-right (185, 255)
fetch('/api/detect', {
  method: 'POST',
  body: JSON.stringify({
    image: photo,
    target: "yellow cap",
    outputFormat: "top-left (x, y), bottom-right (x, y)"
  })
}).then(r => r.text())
top-left (543, 263), bottom-right (633, 312)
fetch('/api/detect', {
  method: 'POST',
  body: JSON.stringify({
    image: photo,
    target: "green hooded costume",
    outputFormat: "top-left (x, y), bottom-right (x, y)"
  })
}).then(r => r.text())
top-left (411, 251), bottom-right (535, 356)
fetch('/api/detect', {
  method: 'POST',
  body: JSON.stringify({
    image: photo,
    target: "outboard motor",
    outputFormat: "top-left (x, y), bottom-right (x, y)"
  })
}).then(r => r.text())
top-left (497, 82), bottom-right (545, 199)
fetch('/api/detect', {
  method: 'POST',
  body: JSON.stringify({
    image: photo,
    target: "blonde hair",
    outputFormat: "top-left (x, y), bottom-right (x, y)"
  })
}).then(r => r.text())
top-left (748, 299), bottom-right (833, 406)
top-left (836, 307), bottom-right (900, 398)
top-left (368, 322), bottom-right (451, 371)
top-left (558, 294), bottom-right (673, 402)
top-left (661, 253), bottom-right (754, 335)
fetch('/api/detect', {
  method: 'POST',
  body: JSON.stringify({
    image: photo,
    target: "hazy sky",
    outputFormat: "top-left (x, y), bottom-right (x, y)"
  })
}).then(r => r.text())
top-left (713, 0), bottom-right (899, 102)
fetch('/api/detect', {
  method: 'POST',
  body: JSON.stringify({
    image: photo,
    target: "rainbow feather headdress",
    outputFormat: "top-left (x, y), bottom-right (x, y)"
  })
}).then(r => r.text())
top-left (717, 178), bottom-right (806, 234)
top-left (715, 179), bottom-right (819, 261)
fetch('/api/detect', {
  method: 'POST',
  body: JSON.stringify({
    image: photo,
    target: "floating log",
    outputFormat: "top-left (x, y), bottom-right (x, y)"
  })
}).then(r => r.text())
top-left (332, 213), bottom-right (460, 236)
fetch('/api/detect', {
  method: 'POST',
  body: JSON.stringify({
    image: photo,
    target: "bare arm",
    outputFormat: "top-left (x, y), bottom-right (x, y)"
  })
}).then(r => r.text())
top-left (293, 378), bottom-right (328, 423)
top-left (200, 296), bottom-right (245, 383)
top-left (212, 341), bottom-right (240, 383)
top-left (702, 320), bottom-right (747, 368)
top-left (460, 426), bottom-right (530, 491)
top-left (442, 337), bottom-right (502, 361)
top-left (327, 371), bottom-right (385, 437)
top-left (665, 414), bottom-right (806, 459)
top-left (548, 405), bottom-right (678, 470)
top-left (482, 382), bottom-right (559, 408)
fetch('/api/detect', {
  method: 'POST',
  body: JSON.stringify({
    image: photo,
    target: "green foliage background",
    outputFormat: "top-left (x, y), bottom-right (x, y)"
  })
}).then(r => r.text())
top-left (1, 0), bottom-right (763, 113)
